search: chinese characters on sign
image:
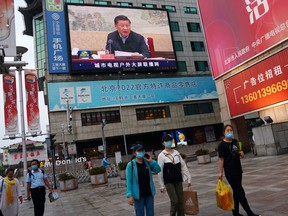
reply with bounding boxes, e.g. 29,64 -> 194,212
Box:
198,0 -> 288,78
45,0 -> 69,73
224,48 -> 288,117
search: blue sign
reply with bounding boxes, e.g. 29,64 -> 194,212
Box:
48,76 -> 218,111
44,0 -> 69,74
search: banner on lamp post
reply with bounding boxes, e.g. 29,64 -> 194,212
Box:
25,71 -> 40,134
3,73 -> 18,136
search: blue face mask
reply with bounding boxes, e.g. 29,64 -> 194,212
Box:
225,132 -> 234,139
31,165 -> 38,170
164,141 -> 173,148
136,151 -> 145,159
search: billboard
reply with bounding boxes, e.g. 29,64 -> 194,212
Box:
66,4 -> 177,74
198,0 -> 288,78
44,0 -> 69,73
48,76 -> 217,111
224,48 -> 288,117
0,0 -> 16,56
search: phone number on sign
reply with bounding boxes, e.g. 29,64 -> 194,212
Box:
240,79 -> 288,104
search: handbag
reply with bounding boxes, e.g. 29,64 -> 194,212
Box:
183,188 -> 199,215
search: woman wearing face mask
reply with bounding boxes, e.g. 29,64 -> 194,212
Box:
126,144 -> 161,216
0,168 -> 22,216
218,125 -> 261,216
157,134 -> 191,216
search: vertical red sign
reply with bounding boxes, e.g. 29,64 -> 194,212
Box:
25,73 -> 40,133
224,48 -> 288,117
3,74 -> 18,135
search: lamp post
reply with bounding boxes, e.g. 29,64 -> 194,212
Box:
117,71 -> 128,161
101,119 -> 107,158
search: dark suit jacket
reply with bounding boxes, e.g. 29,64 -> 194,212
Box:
105,31 -> 150,58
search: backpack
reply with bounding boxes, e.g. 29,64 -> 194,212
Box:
28,169 -> 45,180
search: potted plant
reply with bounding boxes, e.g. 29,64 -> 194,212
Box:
58,173 -> 78,191
195,149 -> 211,164
118,161 -> 128,180
89,166 -> 107,185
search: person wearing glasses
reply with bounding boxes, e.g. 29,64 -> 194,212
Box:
26,159 -> 52,216
218,125 -> 261,216
105,15 -> 150,58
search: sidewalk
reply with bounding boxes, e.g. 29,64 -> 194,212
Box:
19,153 -> 288,216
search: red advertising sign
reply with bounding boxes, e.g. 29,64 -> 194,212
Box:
25,72 -> 40,133
224,48 -> 288,117
2,74 -> 18,135
198,0 -> 288,78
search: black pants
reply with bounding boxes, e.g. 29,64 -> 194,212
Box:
225,174 -> 253,216
31,186 -> 46,216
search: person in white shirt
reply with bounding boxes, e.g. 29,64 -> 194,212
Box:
157,134 -> 191,216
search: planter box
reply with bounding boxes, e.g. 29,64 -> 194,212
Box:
59,178 -> 78,191
118,170 -> 126,180
197,154 -> 211,164
90,173 -> 108,185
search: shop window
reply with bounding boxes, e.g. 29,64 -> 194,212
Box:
183,102 -> 213,115
81,110 -> 121,126
136,106 -> 170,120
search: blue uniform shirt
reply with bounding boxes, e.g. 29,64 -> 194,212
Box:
25,169 -> 47,189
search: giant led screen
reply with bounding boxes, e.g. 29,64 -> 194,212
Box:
65,4 -> 177,74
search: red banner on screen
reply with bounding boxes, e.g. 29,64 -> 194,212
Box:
2,74 -> 18,135
224,48 -> 288,117
25,73 -> 40,134
198,0 -> 288,78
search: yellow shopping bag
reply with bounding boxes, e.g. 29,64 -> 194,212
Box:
215,179 -> 234,210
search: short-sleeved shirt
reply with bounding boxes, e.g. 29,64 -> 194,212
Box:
218,139 -> 243,176
25,169 -> 47,189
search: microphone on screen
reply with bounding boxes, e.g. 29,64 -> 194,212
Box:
108,39 -> 113,54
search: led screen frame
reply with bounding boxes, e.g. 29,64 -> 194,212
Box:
65,3 -> 178,74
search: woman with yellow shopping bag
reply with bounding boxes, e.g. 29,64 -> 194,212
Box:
218,125 -> 261,216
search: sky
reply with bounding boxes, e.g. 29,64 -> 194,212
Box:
0,0 -> 48,150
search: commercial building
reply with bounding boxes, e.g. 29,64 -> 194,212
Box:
19,0 -> 222,158
198,0 -> 288,156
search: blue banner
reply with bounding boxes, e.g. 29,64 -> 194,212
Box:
48,76 -> 218,111
44,0 -> 69,74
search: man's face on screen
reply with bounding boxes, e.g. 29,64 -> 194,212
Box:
115,20 -> 131,38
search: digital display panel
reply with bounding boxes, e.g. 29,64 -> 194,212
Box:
65,4 -> 177,74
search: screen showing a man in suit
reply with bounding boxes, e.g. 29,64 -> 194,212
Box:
105,15 -> 150,58
66,4 -> 177,74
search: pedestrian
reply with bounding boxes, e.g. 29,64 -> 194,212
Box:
0,168 -> 22,216
26,159 -> 53,216
218,124 -> 261,216
101,157 -> 110,168
126,144 -> 161,216
157,134 -> 191,216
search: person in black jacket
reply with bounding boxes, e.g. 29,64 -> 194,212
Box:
105,15 -> 150,58
218,125 -> 261,216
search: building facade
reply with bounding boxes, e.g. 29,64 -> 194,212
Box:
20,0 -> 223,158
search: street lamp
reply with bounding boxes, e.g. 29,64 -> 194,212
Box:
101,119 -> 107,158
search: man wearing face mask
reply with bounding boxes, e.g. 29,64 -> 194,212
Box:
26,159 -> 52,216
157,134 -> 191,216
126,144 -> 161,216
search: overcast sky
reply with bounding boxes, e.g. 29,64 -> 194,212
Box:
0,0 -> 48,150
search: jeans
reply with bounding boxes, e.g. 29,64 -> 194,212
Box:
134,195 -> 154,216
31,186 -> 46,216
165,182 -> 184,216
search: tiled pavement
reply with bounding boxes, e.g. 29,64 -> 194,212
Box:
19,153 -> 288,216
